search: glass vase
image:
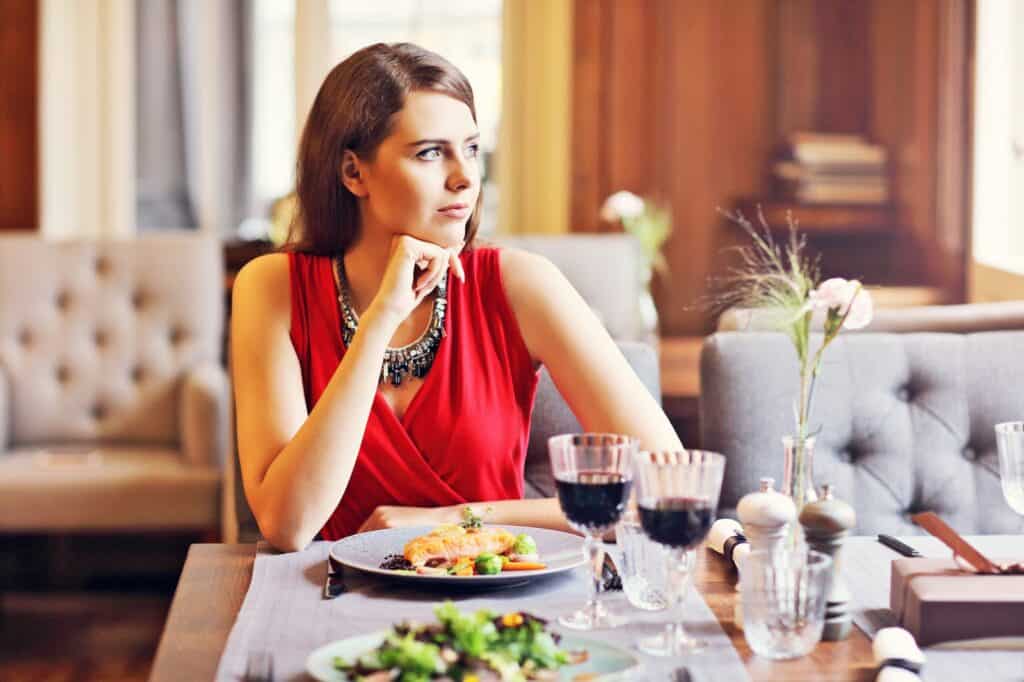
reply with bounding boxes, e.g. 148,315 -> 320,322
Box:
782,435 -> 818,513
637,263 -> 659,348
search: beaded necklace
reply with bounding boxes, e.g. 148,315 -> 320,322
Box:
334,257 -> 447,386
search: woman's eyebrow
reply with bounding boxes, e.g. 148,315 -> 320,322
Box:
406,133 -> 481,147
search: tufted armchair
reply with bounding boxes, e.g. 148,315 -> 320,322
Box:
700,331 -> 1024,535
0,235 -> 229,533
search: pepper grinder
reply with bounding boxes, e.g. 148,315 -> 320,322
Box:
737,477 -> 796,555
799,483 -> 857,640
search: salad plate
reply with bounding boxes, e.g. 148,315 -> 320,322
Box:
329,525 -> 585,587
306,604 -> 641,681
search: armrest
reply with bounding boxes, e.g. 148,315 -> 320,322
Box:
0,366 -> 8,450
180,362 -> 230,468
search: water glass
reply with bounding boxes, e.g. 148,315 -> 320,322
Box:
994,421 -> 1024,515
741,549 -> 832,660
616,513 -> 673,611
549,433 -> 637,630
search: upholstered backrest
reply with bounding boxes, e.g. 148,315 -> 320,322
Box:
0,235 -> 223,446
490,234 -> 648,341
718,301 -> 1024,334
524,341 -> 661,498
700,331 -> 1024,534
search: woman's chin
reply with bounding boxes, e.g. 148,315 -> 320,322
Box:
409,224 -> 466,250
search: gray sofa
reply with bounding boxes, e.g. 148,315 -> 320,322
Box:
700,331 -> 1024,534
0,234 -> 229,532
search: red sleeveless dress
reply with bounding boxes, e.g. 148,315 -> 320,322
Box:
288,247 -> 540,540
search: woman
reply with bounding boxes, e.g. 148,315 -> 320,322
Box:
231,43 -> 682,552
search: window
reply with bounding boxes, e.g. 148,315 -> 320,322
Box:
972,0 -> 1024,273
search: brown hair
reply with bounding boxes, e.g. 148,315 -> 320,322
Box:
286,43 -> 483,256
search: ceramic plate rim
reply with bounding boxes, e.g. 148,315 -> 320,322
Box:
328,524 -> 585,584
305,629 -> 642,682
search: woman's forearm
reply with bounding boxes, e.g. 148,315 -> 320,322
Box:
471,498 -> 572,534
256,309 -> 398,551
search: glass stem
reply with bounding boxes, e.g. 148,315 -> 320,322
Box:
584,533 -> 604,621
665,547 -> 691,647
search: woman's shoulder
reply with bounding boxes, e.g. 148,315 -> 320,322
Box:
231,252 -> 301,328
233,252 -> 290,297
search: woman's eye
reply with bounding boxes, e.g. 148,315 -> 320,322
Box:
417,147 -> 442,160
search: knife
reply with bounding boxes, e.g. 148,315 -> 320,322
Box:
601,551 -> 622,591
877,534 -> 922,558
323,555 -> 346,599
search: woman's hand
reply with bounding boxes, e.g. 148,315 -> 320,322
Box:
356,504 -> 462,533
365,234 -> 466,327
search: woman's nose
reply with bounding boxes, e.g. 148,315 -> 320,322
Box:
446,157 -> 476,192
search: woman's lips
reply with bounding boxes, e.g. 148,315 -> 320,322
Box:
437,205 -> 470,219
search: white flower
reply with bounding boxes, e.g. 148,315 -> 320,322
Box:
810,278 -> 873,329
600,190 -> 645,222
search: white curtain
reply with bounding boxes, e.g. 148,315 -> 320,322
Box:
40,0 -> 251,238
39,0 -> 135,239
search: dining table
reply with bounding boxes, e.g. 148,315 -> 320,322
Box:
149,540 -> 881,681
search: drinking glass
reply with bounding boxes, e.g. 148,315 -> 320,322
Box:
740,549 -> 832,659
994,421 -> 1024,515
633,449 -> 725,656
549,433 -> 637,630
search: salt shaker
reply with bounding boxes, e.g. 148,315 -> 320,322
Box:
799,483 -> 857,640
737,477 -> 796,555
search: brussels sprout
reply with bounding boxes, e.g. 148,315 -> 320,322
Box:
512,534 -> 538,556
475,553 -> 503,575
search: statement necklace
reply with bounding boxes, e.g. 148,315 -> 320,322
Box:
335,257 -> 447,386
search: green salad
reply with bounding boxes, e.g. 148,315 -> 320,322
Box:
333,601 -> 579,682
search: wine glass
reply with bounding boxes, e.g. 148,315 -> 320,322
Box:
548,433 -> 637,630
633,449 -> 725,656
995,422 -> 1024,515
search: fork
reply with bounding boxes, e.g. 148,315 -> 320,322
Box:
244,650 -> 274,682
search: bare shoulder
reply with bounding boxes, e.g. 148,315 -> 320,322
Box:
498,246 -> 567,310
232,252 -> 291,325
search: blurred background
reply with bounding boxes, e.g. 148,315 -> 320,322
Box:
1,0 -> 1022,679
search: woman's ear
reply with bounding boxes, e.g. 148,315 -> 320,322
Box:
340,150 -> 369,198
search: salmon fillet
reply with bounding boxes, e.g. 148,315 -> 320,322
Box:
403,525 -> 517,568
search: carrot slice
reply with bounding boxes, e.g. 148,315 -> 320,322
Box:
501,561 -> 547,571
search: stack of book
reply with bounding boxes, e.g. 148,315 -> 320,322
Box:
773,132 -> 889,205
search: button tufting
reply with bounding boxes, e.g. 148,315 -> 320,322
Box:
94,329 -> 108,347
91,403 -> 107,421
170,326 -> 188,345
897,386 -> 911,401
18,328 -> 33,347
95,257 -> 110,275
56,365 -> 70,383
962,447 -> 977,461
55,290 -> 71,310
131,365 -> 145,383
131,290 -> 147,309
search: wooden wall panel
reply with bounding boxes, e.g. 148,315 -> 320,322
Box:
570,0 -> 972,335
0,0 -> 38,231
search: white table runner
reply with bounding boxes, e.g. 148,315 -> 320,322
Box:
215,541 -> 751,681
843,535 -> 1024,682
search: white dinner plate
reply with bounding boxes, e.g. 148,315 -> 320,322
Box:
306,630 -> 641,681
329,524 -> 584,587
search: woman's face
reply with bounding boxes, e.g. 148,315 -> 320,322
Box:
352,90 -> 481,250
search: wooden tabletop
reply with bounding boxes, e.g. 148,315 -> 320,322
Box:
149,543 -> 875,681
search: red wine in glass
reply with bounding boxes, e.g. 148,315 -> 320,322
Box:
555,470 -> 632,531
639,497 -> 715,549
